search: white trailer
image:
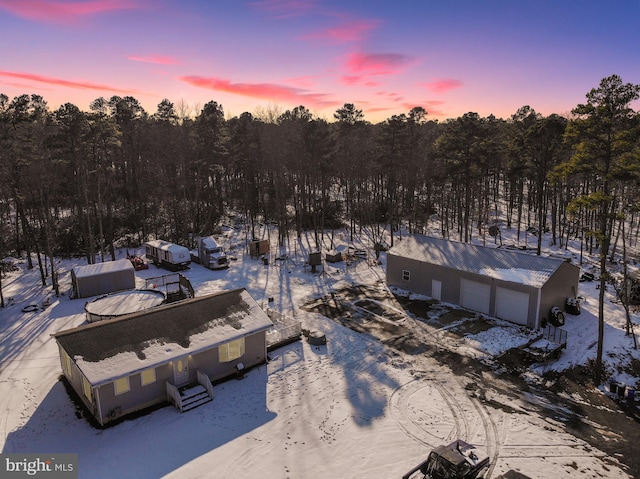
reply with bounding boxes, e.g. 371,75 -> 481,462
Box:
144,240 -> 191,271
191,236 -> 229,270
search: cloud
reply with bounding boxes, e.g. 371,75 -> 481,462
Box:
300,19 -> 381,44
180,75 -> 337,109
284,75 -> 319,88
340,75 -> 361,86
339,52 -> 413,86
340,75 -> 383,87
421,79 -> 463,94
374,91 -> 404,104
403,100 -> 447,117
128,55 -> 182,65
365,106 -> 393,114
345,52 -> 414,76
250,0 -> 318,19
0,0 -> 142,24
0,70 -> 137,94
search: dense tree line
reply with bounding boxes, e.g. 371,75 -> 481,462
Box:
1,75 -> 639,262
0,76 -> 637,253
1,74 -> 639,381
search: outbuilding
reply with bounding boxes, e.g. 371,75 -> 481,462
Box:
386,235 -> 580,329
53,288 -> 273,426
70,258 -> 135,299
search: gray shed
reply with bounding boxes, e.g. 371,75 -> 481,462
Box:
70,259 -> 135,299
54,288 -> 273,426
386,235 -> 580,329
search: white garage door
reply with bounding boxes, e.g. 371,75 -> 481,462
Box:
460,279 -> 490,314
495,287 -> 530,325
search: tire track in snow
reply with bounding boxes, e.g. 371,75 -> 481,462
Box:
389,377 -> 473,448
462,379 -> 503,478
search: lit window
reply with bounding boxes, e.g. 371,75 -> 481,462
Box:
141,368 -> 156,386
114,377 -> 130,395
219,337 -> 246,362
402,270 -> 410,281
62,350 -> 73,379
82,376 -> 92,403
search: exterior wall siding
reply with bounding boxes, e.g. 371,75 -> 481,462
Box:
387,251 -> 579,329
96,363 -> 173,425
58,344 -> 100,420
539,261 -> 581,325
71,331 -> 269,426
72,269 -> 135,299
190,331 -> 267,383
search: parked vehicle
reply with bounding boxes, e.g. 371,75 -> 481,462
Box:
144,240 -> 191,271
190,236 -> 229,270
127,252 -> 148,271
402,440 -> 489,479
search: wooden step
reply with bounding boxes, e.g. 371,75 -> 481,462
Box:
179,384 -> 212,412
182,393 -> 212,412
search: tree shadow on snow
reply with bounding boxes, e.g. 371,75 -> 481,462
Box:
3,367 -> 276,479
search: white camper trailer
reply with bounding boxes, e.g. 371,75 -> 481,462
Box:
144,240 -> 191,271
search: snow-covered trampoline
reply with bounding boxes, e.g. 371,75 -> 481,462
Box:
84,289 -> 166,323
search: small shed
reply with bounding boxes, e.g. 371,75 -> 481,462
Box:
70,259 -> 135,299
249,239 -> 270,258
386,235 -> 580,329
54,288 -> 274,426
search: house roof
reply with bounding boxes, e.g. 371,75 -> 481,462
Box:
54,289 -> 273,385
388,235 -> 575,288
72,258 -> 133,278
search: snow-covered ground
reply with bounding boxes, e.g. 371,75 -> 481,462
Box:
1,225 -> 638,478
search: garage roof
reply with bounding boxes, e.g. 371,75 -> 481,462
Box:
388,235 -> 570,288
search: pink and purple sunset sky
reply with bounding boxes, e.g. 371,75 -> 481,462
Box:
1,0 -> 639,123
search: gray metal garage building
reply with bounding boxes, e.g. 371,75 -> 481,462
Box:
386,235 -> 580,329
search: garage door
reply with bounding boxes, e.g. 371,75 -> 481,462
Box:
495,287 -> 530,325
460,279 -> 490,314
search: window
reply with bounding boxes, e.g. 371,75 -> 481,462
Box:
114,377 -> 130,395
82,376 -> 92,404
61,350 -> 73,379
402,270 -> 410,281
219,337 -> 246,362
140,368 -> 156,386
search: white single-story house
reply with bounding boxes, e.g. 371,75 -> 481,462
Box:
53,288 -> 274,426
386,235 -> 580,329
70,258 -> 135,299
